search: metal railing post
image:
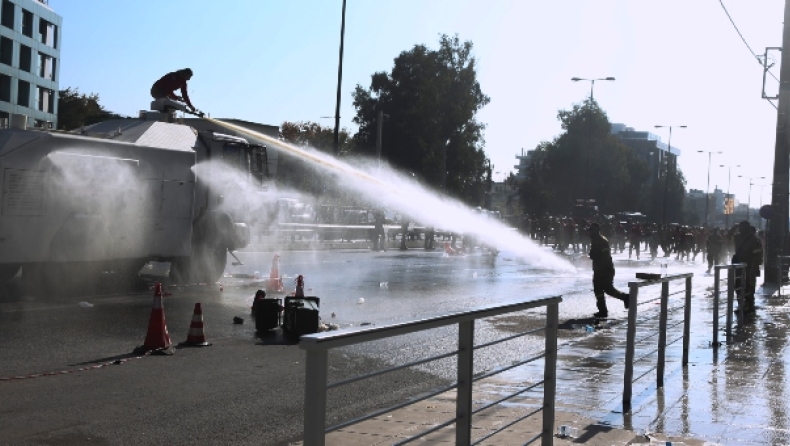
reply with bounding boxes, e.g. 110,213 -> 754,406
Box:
542,302 -> 558,446
713,267 -> 720,347
623,283 -> 638,411
456,320 -> 474,445
682,277 -> 691,365
657,281 -> 669,387
736,264 -> 745,322
726,268 -> 734,342
303,349 -> 329,446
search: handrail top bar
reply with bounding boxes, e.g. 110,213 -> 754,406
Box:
299,296 -> 562,351
714,263 -> 747,270
628,272 -> 693,288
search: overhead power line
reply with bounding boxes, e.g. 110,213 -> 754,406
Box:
718,0 -> 779,109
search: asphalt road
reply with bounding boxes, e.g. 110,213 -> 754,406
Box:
1,247 -> 578,446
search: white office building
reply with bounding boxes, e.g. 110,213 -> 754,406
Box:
0,0 -> 60,128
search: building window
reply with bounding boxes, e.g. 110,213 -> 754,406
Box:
36,86 -> 53,113
21,8 -> 32,37
0,74 -> 10,102
39,18 -> 56,48
19,44 -> 31,72
0,36 -> 12,66
17,79 -> 29,107
38,52 -> 54,80
1,0 -> 14,30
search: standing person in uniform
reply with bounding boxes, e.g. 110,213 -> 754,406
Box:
372,210 -> 387,252
628,223 -> 642,260
706,228 -> 722,274
614,221 -> 626,253
150,68 -> 198,114
589,223 -> 629,318
732,221 -> 763,314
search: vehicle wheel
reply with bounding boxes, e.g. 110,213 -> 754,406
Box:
0,264 -> 21,283
106,259 -> 148,292
194,244 -> 227,284
170,245 -> 227,285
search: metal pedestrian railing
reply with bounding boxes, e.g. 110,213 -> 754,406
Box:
778,256 -> 790,298
299,296 -> 562,446
712,263 -> 746,346
623,273 -> 693,411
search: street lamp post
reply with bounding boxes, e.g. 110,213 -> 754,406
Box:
720,164 -> 740,229
758,183 -> 772,230
332,0 -> 347,156
571,77 -> 615,206
698,150 -> 722,227
654,125 -> 687,225
739,175 -> 766,223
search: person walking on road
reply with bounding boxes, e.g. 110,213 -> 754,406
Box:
589,223 -> 629,318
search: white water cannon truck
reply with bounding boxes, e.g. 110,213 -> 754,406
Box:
0,108 -> 269,291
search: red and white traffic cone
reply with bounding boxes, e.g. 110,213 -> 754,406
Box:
180,303 -> 211,347
266,253 -> 285,293
136,282 -> 173,354
444,242 -> 457,255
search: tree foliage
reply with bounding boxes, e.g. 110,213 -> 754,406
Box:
57,88 -> 123,130
518,99 -> 686,222
351,34 -> 490,205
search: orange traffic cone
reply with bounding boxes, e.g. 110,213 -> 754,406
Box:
444,242 -> 457,255
136,283 -> 173,354
181,303 -> 211,347
266,253 -> 285,293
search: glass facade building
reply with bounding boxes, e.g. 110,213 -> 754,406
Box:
0,0 -> 60,128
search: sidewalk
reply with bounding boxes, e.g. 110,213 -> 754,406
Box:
292,260 -> 789,445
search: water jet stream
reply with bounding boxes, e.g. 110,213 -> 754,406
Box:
203,117 -> 575,271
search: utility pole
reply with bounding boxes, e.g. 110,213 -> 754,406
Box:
332,0 -> 347,156
765,0 -> 790,285
376,109 -> 387,168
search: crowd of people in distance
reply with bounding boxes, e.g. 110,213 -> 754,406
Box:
521,214 -> 763,274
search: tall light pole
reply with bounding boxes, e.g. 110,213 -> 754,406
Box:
571,77 -> 615,206
654,125 -> 687,225
739,175 -> 766,222
697,150 -> 722,227
720,164 -> 740,229
332,0 -> 347,156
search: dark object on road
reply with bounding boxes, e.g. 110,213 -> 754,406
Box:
283,296 -> 320,336
233,316 -> 244,324
254,298 -> 283,332
636,273 -> 661,280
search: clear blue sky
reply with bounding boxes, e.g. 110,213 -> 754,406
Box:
51,0 -> 783,207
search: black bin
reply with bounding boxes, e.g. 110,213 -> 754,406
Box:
283,296 -> 320,336
253,298 -> 282,332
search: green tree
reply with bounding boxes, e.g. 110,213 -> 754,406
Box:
57,88 -> 122,130
518,98 -> 685,222
351,34 -> 490,206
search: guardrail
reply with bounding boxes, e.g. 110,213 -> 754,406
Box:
623,273 -> 693,411
778,256 -> 790,298
712,263 -> 746,346
299,296 -> 562,446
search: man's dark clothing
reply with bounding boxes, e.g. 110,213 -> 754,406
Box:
590,232 -> 628,316
151,71 -> 193,109
732,227 -> 763,312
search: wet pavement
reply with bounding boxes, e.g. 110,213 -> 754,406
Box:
1,241 -> 788,445
290,247 -> 790,445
